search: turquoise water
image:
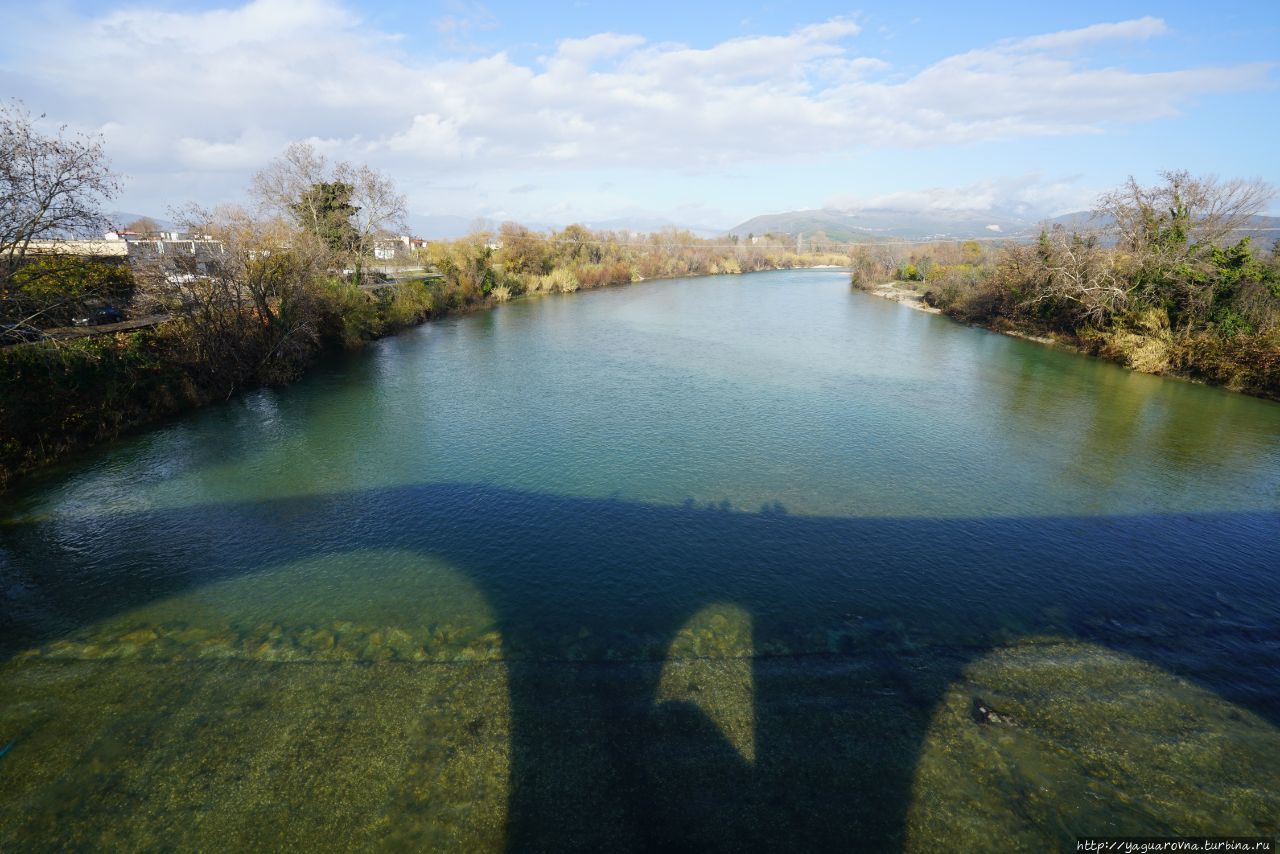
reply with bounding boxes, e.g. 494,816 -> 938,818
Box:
2,269 -> 1279,849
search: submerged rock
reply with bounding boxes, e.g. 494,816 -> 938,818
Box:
308,628 -> 336,652
119,628 -> 158,646
384,628 -> 417,659
196,636 -> 236,659
970,696 -> 1017,727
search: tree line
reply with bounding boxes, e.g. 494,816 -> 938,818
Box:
424,222 -> 848,306
0,102 -> 850,487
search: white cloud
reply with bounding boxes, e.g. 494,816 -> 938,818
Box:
1010,16 -> 1167,52
553,33 -> 648,66
175,128 -> 285,170
2,3 -> 1272,212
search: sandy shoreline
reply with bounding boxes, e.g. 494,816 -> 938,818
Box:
861,281 -> 942,314
859,281 -> 1065,348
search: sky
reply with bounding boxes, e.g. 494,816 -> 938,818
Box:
2,0 -> 1277,231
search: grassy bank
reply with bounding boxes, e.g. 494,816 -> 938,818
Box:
853,262 -> 1280,401
857,273 -> 1280,390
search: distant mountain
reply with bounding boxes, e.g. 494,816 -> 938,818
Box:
1227,214 -> 1280,243
1240,214 -> 1280,234
729,207 -> 1280,244
1042,211 -> 1103,231
727,208 -> 1048,242
1042,212 -> 1280,244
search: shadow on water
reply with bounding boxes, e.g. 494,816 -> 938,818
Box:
2,483 -> 1279,849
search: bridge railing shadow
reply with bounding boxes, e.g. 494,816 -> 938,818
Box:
2,483 -> 1278,848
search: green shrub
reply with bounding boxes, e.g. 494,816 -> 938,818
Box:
315,277 -> 381,346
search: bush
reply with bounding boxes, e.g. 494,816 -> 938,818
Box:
573,261 -> 631,288
384,279 -> 435,326
897,263 -> 923,282
923,265 -> 1003,321
7,256 -> 135,325
1170,331 -> 1280,397
315,277 -> 381,346
0,330 -> 197,488
527,268 -> 578,294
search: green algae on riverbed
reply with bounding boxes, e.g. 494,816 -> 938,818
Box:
906,640 -> 1280,850
657,604 -> 755,762
4,622 -> 1278,850
0,658 -> 512,850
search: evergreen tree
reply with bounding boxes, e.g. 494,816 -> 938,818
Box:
290,181 -> 359,253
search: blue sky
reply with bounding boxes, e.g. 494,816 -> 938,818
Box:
2,0 -> 1277,229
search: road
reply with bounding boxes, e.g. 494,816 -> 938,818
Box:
2,314 -> 172,348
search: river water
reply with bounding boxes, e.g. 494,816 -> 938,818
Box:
2,268 -> 1279,849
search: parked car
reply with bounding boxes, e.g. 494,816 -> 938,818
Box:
72,306 -> 124,326
0,322 -> 46,343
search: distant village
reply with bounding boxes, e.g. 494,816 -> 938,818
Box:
29,228 -> 434,265
1,227 -> 442,340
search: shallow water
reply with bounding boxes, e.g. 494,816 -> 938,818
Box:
2,269 -> 1279,850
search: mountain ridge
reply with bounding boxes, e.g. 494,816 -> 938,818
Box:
727,208 -> 1280,243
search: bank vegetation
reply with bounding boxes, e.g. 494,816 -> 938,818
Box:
851,171 -> 1280,399
0,109 -> 848,488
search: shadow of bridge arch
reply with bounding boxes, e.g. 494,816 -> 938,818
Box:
3,483 -> 1278,849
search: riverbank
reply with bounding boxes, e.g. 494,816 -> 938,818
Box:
857,280 -> 1063,348
858,280 -> 941,315
854,279 -> 1279,402
0,262 -> 848,492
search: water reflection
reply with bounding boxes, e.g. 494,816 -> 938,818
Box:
992,336 -> 1280,503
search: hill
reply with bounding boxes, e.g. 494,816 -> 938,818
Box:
729,208 -> 1280,245
727,208 -> 1041,242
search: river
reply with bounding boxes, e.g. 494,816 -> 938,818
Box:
2,268 -> 1278,849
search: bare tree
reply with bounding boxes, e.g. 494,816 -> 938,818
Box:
338,160 -> 407,265
1097,170 -> 1275,253
249,142 -> 329,228
251,143 -> 406,278
1096,171 -> 1276,326
1004,227 -> 1129,328
1,99 -> 121,320
133,204 -> 327,387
